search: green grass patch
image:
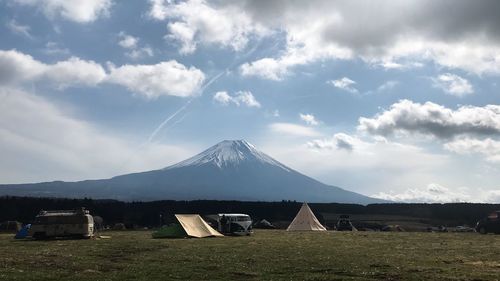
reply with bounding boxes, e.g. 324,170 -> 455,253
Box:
1,230 -> 499,280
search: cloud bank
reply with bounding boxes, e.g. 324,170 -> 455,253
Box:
0,88 -> 191,183
107,61 -> 205,98
373,183 -> 500,203
0,49 -> 204,98
231,0 -> 500,79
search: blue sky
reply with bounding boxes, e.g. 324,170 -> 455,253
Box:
1,0 -> 500,203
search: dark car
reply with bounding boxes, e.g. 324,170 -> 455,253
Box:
336,215 -> 356,231
476,211 -> 500,234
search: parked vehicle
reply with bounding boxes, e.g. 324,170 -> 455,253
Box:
253,219 -> 276,229
476,211 -> 500,234
0,221 -> 22,233
336,214 -> 356,231
453,226 -> 475,233
29,208 -> 94,239
427,225 -> 448,232
217,214 -> 253,236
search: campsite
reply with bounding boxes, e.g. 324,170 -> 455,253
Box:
1,200 -> 500,280
3,1 -> 500,280
1,230 -> 500,281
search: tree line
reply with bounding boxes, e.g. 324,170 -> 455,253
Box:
1,196 -> 498,228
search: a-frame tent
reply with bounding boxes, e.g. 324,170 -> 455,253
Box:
175,214 -> 223,238
287,203 -> 327,231
152,214 -> 223,238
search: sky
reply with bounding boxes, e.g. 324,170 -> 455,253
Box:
1,0 -> 500,203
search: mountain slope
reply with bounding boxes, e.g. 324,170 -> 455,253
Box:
0,140 -> 385,204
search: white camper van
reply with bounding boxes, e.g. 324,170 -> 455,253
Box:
217,213 -> 253,236
29,208 -> 94,239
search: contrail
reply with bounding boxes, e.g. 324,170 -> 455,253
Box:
144,39 -> 264,144
199,69 -> 227,93
147,98 -> 194,143
145,69 -> 227,144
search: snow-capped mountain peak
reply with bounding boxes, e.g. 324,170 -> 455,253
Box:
0,139 -> 385,204
165,140 -> 290,171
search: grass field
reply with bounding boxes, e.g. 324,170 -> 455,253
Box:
1,230 -> 500,281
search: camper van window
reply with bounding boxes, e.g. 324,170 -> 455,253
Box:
236,216 -> 251,221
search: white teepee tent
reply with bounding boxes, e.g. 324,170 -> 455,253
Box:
287,203 -> 327,231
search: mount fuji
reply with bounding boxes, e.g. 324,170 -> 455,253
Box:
0,140 -> 385,204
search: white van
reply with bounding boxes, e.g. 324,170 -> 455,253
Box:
217,214 -> 253,236
29,208 -> 94,239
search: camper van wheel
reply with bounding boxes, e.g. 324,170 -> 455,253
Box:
478,227 -> 487,234
33,232 -> 46,239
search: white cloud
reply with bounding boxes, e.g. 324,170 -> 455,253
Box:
327,77 -> 358,93
0,49 -> 46,83
358,99 -> 500,139
373,183 -> 500,203
149,0 -> 270,54
308,133 -> 365,151
6,19 -> 33,39
240,58 -> 290,81
307,138 -> 335,150
299,113 -> 319,126
268,123 -> 321,137
0,49 -> 106,87
117,32 -> 154,59
125,47 -> 154,60
236,91 -> 261,108
45,57 -> 107,88
107,61 -> 205,98
165,21 -> 197,55
377,61 -> 424,70
0,88 -> 192,183
43,42 -> 70,56
213,90 -> 260,108
12,0 -> 112,23
0,49 -> 204,98
433,73 -> 474,97
118,32 -> 138,49
213,91 -> 232,105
